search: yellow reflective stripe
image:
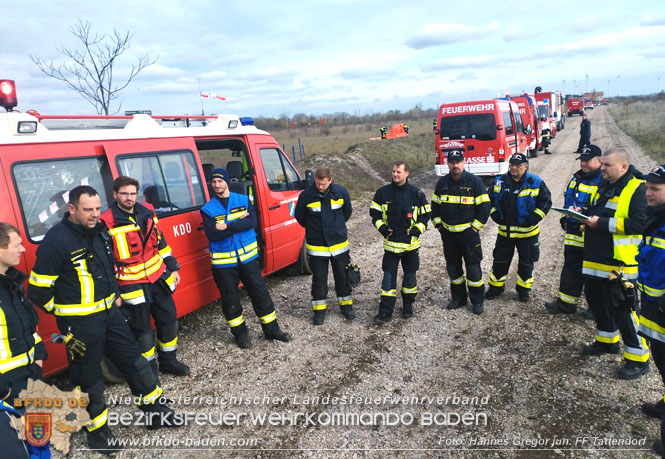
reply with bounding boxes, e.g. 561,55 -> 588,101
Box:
414,222 -> 426,233
488,272 -> 506,287
259,311 -> 277,324
475,194 -> 490,204
0,308 -> 9,361
157,337 -> 177,352
53,292 -> 115,316
137,386 -> 163,406
401,286 -> 417,294
158,245 -> 172,258
639,315 -> 665,342
432,217 -> 442,226
142,346 -> 156,361
121,253 -> 163,274
381,289 -> 397,297
451,275 -> 465,285
87,408 -> 108,431
466,279 -> 484,288
306,201 -> 321,209
338,296 -> 353,306
437,195 -> 476,204
28,271 -> 58,288
370,201 -> 383,212
330,198 -> 344,210
431,194 -> 441,204
107,224 -> 140,236
564,234 -> 584,247
534,208 -> 546,219
375,220 -> 386,230
114,233 -> 131,260
72,258 -> 94,305
117,257 -> 164,281
227,210 -> 248,222
43,297 -> 55,312
471,220 -> 484,231
306,240 -> 349,257
596,329 -> 620,343
558,291 -> 579,304
577,183 -> 598,193
498,225 -> 539,238
33,333 -> 42,345
312,300 -> 327,311
383,237 -> 421,253
442,222 -> 471,232
228,315 -> 245,327
0,347 -> 35,374
516,274 -> 534,289
638,282 -> 665,297
517,188 -> 539,197
651,237 -> 665,250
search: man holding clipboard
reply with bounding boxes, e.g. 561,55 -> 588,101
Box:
546,145 -> 602,316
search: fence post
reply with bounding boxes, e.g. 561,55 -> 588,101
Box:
298,137 -> 303,160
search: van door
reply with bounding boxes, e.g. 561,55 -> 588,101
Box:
103,138 -> 219,317
249,139 -> 304,274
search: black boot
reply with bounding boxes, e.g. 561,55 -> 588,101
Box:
484,286 -> 504,300
86,425 -> 123,454
262,320 -> 292,342
139,399 -> 179,430
446,298 -> 467,310
230,323 -> 252,349
312,310 -> 326,326
159,357 -> 191,376
340,304 -> 356,320
402,303 -> 414,319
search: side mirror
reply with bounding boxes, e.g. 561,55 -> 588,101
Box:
496,124 -> 504,131
304,170 -> 314,188
525,124 -> 533,134
434,129 -> 439,135
552,112 -> 558,118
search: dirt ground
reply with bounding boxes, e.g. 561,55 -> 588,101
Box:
53,106 -> 662,458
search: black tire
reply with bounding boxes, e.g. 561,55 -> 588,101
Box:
102,357 -> 126,384
530,148 -> 538,158
297,240 -> 311,275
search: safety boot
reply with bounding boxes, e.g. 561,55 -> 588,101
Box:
86,424 -> 123,454
262,321 -> 292,342
517,289 -> 530,302
373,312 -> 392,325
402,303 -> 413,319
618,362 -> 649,380
581,341 -> 620,356
472,303 -> 484,315
581,308 -> 595,320
139,400 -> 179,430
312,310 -> 326,326
160,359 -> 191,376
642,399 -> 665,419
230,324 -> 252,349
484,286 -> 504,300
340,305 -> 356,321
544,299 -> 575,314
654,440 -> 665,456
446,298 -> 467,310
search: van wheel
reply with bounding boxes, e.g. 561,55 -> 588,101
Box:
530,148 -> 538,158
102,357 -> 126,384
299,241 -> 312,275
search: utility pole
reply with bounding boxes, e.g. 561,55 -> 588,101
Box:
586,73 -> 589,95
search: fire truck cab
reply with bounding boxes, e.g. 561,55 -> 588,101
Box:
0,80 -> 307,376
567,97 -> 584,116
435,99 -> 528,177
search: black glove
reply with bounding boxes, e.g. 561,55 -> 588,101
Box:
409,227 -> 421,238
560,217 -> 567,231
52,333 -> 87,360
378,226 -> 391,238
609,271 -> 635,310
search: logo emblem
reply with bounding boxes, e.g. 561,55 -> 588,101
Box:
25,412 -> 52,446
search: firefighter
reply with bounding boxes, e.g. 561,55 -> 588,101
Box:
100,176 -> 190,378
433,119 -> 437,131
545,145 -> 602,317
371,161 -> 430,323
0,223 -> 46,405
403,124 -> 409,134
294,166 -> 354,326
380,126 -> 388,139
27,186 -> 177,454
636,164 -> 665,455
485,153 -> 552,302
431,151 -> 490,315
580,148 -> 649,380
201,168 -> 291,348
576,113 -> 591,153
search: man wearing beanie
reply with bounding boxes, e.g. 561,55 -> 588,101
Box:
580,148 -> 649,380
636,163 -> 665,455
545,145 -> 603,317
201,168 -> 291,348
485,153 -> 552,302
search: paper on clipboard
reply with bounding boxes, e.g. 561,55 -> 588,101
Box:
552,207 -> 589,222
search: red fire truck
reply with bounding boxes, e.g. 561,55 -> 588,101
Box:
510,94 -> 542,158
435,99 -> 528,177
0,80 -> 307,376
567,97 -> 584,116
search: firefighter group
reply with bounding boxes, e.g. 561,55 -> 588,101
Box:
3,146 -> 665,456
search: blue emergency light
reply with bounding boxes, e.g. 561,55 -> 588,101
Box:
239,117 -> 254,126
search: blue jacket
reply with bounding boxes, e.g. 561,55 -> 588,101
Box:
201,193 -> 259,268
490,172 -> 551,238
560,168 -> 602,246
638,207 -> 665,343
0,400 -> 29,458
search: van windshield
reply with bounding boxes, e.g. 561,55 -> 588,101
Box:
440,114 -> 496,141
538,105 -> 549,118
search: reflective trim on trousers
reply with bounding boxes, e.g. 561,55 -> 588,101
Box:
451,275 -> 465,285
488,272 -> 506,287
558,291 -> 579,304
157,337 -> 178,352
228,315 -> 245,327
142,346 -> 156,361
381,289 -> 397,297
312,300 -> 327,311
338,296 -> 353,306
87,408 -> 108,432
596,329 -> 620,344
259,311 -> 277,324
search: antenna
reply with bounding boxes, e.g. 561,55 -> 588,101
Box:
198,78 -> 205,116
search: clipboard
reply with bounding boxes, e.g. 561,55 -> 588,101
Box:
552,207 -> 589,222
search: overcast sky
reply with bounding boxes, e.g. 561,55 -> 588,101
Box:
3,0 -> 665,118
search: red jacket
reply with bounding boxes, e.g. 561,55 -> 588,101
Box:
101,202 -> 179,289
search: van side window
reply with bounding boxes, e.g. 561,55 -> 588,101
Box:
13,157 -> 114,241
260,148 -> 299,191
117,150 -> 205,215
502,113 -> 514,135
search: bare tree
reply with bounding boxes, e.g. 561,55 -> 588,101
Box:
30,20 -> 158,115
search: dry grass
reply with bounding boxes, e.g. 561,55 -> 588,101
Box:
607,96 -> 665,163
272,119 -> 436,197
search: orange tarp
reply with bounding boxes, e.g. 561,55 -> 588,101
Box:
385,123 -> 407,139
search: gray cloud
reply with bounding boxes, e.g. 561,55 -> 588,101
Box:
404,22 -> 501,49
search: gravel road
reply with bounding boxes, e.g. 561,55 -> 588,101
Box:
54,107 -> 661,458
